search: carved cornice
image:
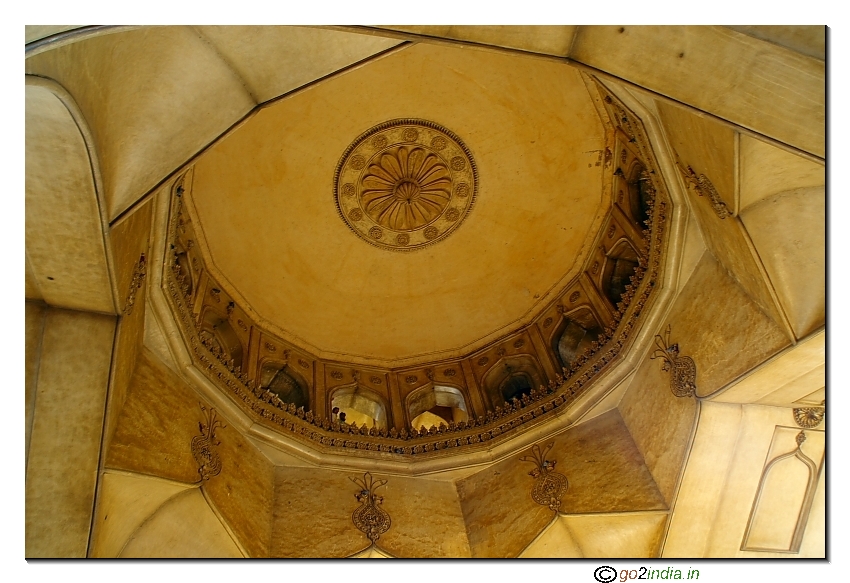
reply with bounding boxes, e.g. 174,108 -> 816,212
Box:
122,253 -> 146,315
678,163 -> 730,219
162,87 -> 672,459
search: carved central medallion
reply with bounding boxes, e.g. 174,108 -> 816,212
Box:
334,119 -> 478,251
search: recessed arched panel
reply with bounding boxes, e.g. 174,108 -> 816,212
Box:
259,361 -> 310,410
602,239 -> 640,308
330,386 -> 388,430
407,384 -> 469,430
481,355 -> 546,409
549,307 -> 602,370
200,308 -> 244,369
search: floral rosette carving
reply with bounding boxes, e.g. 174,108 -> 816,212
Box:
520,443 -> 569,511
334,119 -> 477,251
349,472 -> 391,542
191,404 -> 226,481
650,325 -> 697,398
793,404 -> 824,429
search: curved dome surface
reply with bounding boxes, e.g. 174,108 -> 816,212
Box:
188,43 -> 608,364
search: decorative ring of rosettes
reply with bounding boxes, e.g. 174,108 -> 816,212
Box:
334,119 -> 478,251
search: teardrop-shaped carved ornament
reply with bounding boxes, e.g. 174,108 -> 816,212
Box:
650,325 -> 697,398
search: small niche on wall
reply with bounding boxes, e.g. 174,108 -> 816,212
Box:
260,362 -> 310,410
408,385 -> 469,430
331,386 -> 388,430
551,307 -> 602,369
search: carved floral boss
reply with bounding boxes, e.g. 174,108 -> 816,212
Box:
334,119 -> 478,251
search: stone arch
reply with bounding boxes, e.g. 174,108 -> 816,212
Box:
406,384 -> 470,430
601,239 -> 640,308
626,160 -> 652,228
200,308 -> 244,369
259,360 -> 310,410
549,306 -> 602,370
481,355 -> 546,409
330,385 -> 389,430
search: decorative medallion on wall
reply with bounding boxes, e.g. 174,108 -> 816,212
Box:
191,403 -> 226,481
650,325 -> 697,398
793,403 -> 825,429
520,443 -> 568,512
349,472 -> 391,542
334,119 -> 478,251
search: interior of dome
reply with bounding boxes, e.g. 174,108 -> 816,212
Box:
25,25 -> 825,559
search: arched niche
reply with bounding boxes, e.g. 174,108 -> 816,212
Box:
199,308 -> 243,369
626,160 -> 652,228
482,355 -> 546,409
601,239 -> 640,308
550,307 -> 602,370
742,433 -> 821,553
330,386 -> 388,430
259,360 -> 310,410
407,384 -> 469,430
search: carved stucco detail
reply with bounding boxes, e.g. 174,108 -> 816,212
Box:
520,443 -> 568,511
793,404 -> 825,429
191,403 -> 226,481
349,472 -> 391,543
334,119 -> 478,251
679,164 -> 730,219
123,253 -> 147,315
162,85 -> 671,459
650,325 -> 697,398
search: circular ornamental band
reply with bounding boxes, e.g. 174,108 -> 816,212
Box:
334,119 -> 478,251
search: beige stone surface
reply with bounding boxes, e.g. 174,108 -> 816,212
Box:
26,26 -> 255,219
519,516 -> 581,557
618,349 -> 698,505
561,512 -> 668,558
556,410 -> 667,514
25,301 -> 46,465
25,25 -> 87,44
25,254 -> 42,301
656,100 -> 736,213
202,411 -> 276,558
738,135 -> 824,212
726,26 -> 825,60
272,466 -> 372,557
25,82 -> 114,313
662,401 -> 743,557
26,308 -> 116,558
105,199 -> 153,447
571,26 -> 824,157
667,252 -> 790,396
105,348 -> 203,484
120,489 -> 243,558
702,406 -> 824,557
740,187 -> 825,339
712,329 -> 824,406
457,409 -> 664,557
89,471 -> 191,558
190,41 -> 606,364
197,26 -> 402,103
377,475 -> 471,557
656,99 -> 789,332
379,25 -> 577,56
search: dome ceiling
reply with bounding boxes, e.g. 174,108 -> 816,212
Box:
187,43 -> 608,364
